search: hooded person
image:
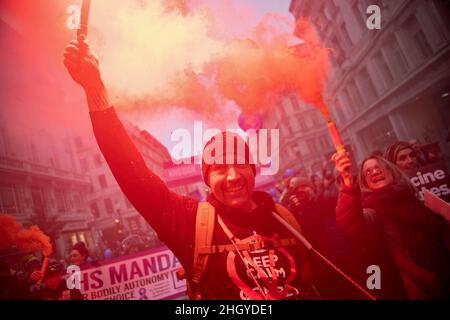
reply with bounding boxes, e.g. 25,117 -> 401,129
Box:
283,176 -> 366,299
70,242 -> 99,269
333,152 -> 450,299
41,261 -> 66,300
384,141 -> 418,176
70,242 -> 89,267
25,259 -> 68,300
10,254 -> 41,299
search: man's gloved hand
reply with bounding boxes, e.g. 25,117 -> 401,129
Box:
288,194 -> 301,208
63,34 -> 103,91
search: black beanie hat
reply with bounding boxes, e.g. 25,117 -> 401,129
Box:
201,131 -> 256,186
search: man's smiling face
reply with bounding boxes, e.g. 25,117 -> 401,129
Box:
208,164 -> 255,211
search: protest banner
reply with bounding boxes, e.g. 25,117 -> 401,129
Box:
80,247 -> 187,300
424,190 -> 450,221
409,161 -> 450,203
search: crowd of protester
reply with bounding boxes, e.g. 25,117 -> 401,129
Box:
0,232 -> 162,300
0,139 -> 448,300
0,242 -> 91,300
271,138 -> 449,299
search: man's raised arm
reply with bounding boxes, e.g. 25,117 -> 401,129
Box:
63,36 -> 197,255
64,35 -> 110,112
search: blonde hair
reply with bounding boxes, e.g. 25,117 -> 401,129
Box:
359,155 -> 417,195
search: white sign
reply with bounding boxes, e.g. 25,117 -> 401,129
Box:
79,247 -> 186,300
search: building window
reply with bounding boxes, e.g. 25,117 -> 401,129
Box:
351,2 -> 365,30
323,1 -> 337,21
124,196 -> 133,209
284,121 -> 292,137
0,128 -> 7,157
78,232 -> 86,244
94,154 -> 103,167
367,0 -> 385,9
373,51 -> 394,88
358,68 -> 378,106
98,174 -> 107,189
338,91 -> 354,119
296,115 -> 307,131
128,217 -> 141,232
0,186 -> 18,214
339,23 -> 353,49
320,136 -> 331,149
73,194 -> 82,212
330,36 -> 345,67
290,96 -> 301,111
55,189 -> 66,213
360,116 -> 397,154
277,100 -> 286,118
66,192 -> 74,211
80,158 -> 89,171
293,145 -> 302,159
104,198 -> 114,214
432,0 -> 450,33
311,113 -> 321,126
71,234 -> 78,246
347,81 -> 364,113
74,136 -> 83,149
15,187 -> 27,210
29,142 -> 39,163
333,98 -> 346,124
90,202 -> 100,218
414,29 -> 433,59
384,36 -> 409,80
317,10 -> 329,30
307,139 -> 318,154
403,15 -> 433,60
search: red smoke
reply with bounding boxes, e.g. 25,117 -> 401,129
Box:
0,0 -> 331,131
0,215 -> 53,257
208,17 -> 330,117
163,0 -> 190,16
86,0 -> 330,120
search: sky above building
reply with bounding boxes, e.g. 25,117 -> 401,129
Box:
0,0 -> 295,159
248,0 -> 291,16
124,0 -> 294,155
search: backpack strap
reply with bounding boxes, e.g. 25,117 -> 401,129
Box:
274,203 -> 303,234
189,202 -> 302,299
197,238 -> 299,254
190,202 -> 216,299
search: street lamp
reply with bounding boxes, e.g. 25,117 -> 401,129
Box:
114,201 -> 124,238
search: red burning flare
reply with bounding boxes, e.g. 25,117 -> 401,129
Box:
208,17 -> 330,118
0,214 -> 53,257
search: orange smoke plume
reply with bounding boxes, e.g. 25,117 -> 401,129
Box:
88,1 -> 330,119
17,225 -> 53,257
163,0 -> 190,16
293,18 -> 331,118
209,16 -> 330,117
0,214 -> 53,257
